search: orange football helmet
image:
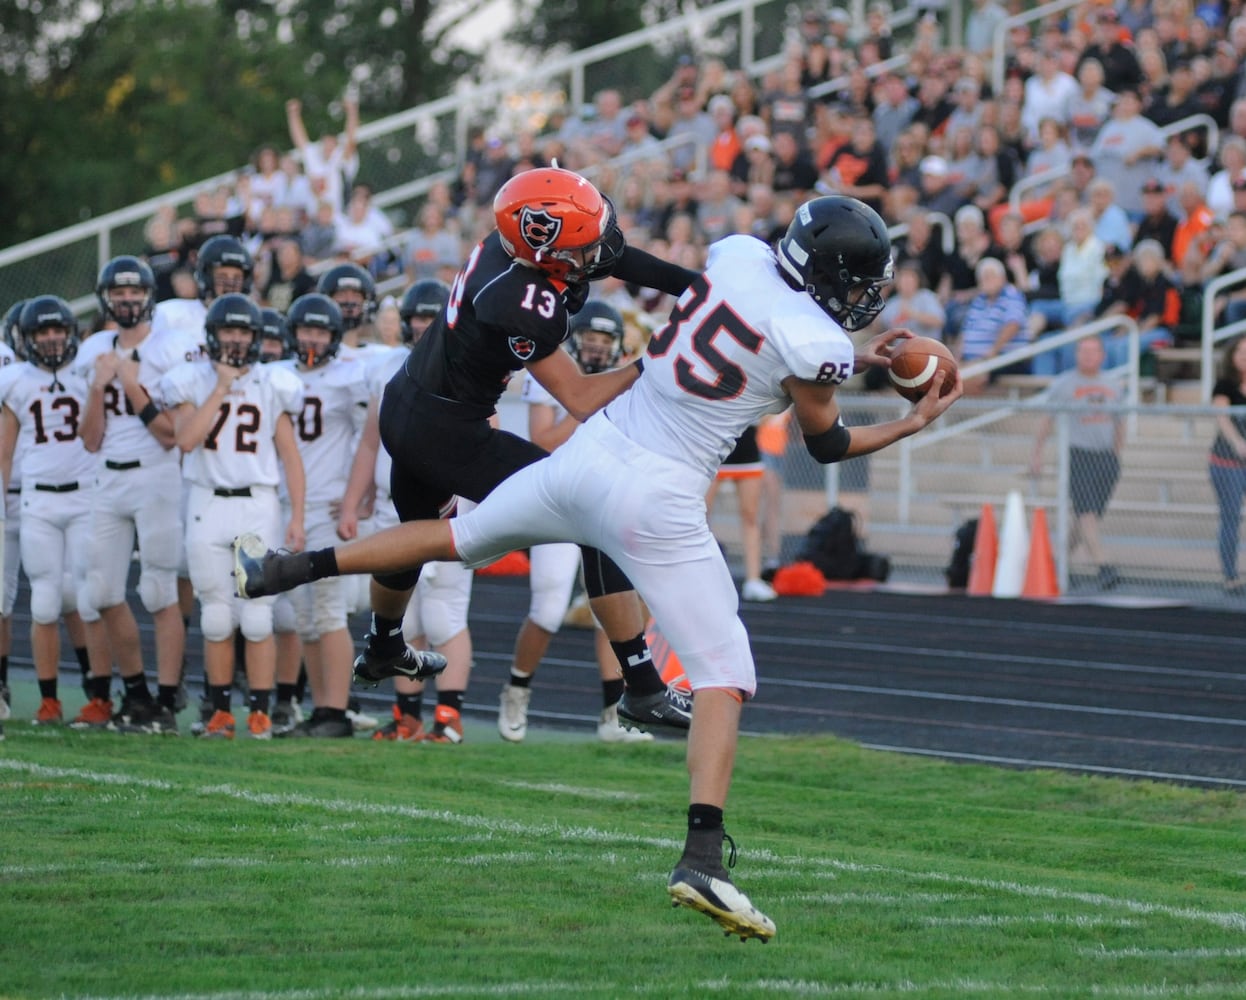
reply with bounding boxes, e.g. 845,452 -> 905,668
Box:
493,167 -> 624,283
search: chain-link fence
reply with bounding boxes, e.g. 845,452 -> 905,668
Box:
702,393 -> 1246,610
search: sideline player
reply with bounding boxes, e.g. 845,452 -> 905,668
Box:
339,279 -> 473,743
236,196 -> 963,941
77,255 -> 201,734
343,166 -> 695,731
498,300 -> 653,744
161,294 -> 305,739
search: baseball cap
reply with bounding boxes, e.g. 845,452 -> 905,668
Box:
1141,179 -> 1166,194
920,155 -> 949,177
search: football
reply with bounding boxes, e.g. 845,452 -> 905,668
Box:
888,336 -> 958,402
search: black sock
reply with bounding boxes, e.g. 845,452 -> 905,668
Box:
211,684 -> 232,713
683,805 -> 728,874
314,706 -> 348,723
367,614 -> 405,655
123,673 -> 152,702
611,633 -> 664,696
0,653 -> 8,685
438,690 -> 464,713
689,804 -> 724,832
89,675 -> 112,701
74,646 -> 91,677
602,677 -> 625,709
294,663 -> 308,702
307,548 -> 339,580
157,685 -> 179,711
248,689 -> 272,715
397,692 -> 423,718
276,682 -> 298,704
508,669 -> 533,688
38,678 -> 58,700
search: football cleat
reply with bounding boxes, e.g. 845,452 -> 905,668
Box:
270,699 -> 303,736
111,700 -> 179,735
70,697 -> 115,730
668,848 -> 775,943
199,710 -> 236,740
372,705 -> 425,742
497,684 -> 531,743
232,533 -> 310,598
248,711 -> 273,740
33,697 -> 64,726
352,645 -> 447,686
597,703 -> 655,744
346,697 -> 380,732
279,713 -> 354,739
617,685 -> 692,732
422,704 -> 463,744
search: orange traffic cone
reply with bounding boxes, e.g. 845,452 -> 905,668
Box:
966,503 -> 998,596
1022,507 -> 1060,599
644,618 -> 691,694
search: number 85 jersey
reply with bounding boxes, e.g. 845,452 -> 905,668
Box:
605,235 -> 856,480
157,360 -> 304,490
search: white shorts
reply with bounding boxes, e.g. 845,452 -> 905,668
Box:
19,484 -> 93,625
451,414 -> 755,695
2,490 -> 20,617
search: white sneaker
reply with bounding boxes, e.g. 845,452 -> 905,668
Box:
741,578 -> 777,602
346,699 -> 380,732
498,684 -> 531,743
597,703 -> 655,744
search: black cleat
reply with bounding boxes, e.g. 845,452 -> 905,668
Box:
232,533 -> 309,598
617,685 -> 692,732
668,832 -> 775,942
277,714 -> 354,739
352,645 -> 448,687
109,698 -> 180,735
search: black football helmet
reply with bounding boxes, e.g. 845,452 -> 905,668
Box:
96,255 -> 156,329
316,262 -> 376,330
258,307 -> 292,362
195,235 -> 254,301
3,300 -> 28,360
287,293 -> 344,368
18,295 -> 79,372
398,279 -> 450,344
776,196 -> 894,331
567,300 -> 625,374
204,293 -> 262,368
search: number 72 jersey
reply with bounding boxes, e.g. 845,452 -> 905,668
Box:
605,234 -> 856,480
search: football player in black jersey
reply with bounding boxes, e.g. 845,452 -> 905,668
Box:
369,166 -> 696,729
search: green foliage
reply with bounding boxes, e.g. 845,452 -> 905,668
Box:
0,0 -> 473,245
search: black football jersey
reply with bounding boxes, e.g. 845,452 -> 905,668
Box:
404,232 -> 570,409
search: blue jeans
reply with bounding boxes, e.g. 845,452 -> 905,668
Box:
1209,461 -> 1246,581
1104,327 -> 1172,370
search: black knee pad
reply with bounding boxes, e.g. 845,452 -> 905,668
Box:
580,547 -> 634,598
374,569 -> 421,593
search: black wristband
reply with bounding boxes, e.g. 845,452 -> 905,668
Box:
634,357 -> 644,375
138,402 -> 160,426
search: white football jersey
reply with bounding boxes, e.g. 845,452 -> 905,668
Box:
0,360 -> 26,489
365,345 -> 408,495
277,353 -> 371,505
151,298 -> 207,343
0,362 -> 97,487
159,360 -> 304,489
604,235 -> 855,479
72,327 -> 204,465
0,342 -> 15,366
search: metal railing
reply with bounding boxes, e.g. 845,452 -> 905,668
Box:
1199,267 -> 1246,401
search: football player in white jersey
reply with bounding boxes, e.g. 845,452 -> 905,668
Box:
77,255 -> 202,734
499,301 -> 653,745
160,294 -> 305,739
317,262 -> 378,361
0,301 -> 21,726
237,196 -> 963,941
151,234 -> 254,342
277,292 -> 378,737
0,297 -> 106,727
339,279 -> 474,743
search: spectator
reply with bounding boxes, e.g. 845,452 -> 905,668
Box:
1147,59 -> 1204,129
946,77 -> 988,139
695,170 -> 744,244
1133,178 -> 1180,261
769,131 -> 819,200
707,95 -> 742,173
1171,179 -> 1217,270
889,125 -> 926,190
302,200 -> 338,262
1029,335 -> 1125,590
1086,178 -> 1134,254
1096,238 -> 1178,369
405,202 -> 461,284
892,207 -> 948,292
1025,117 -> 1074,182
331,183 -> 394,263
822,115 -> 890,217
1066,58 -> 1116,151
1208,334 -> 1246,592
665,85 -> 717,172
562,89 -> 629,165
954,256 -> 1031,392
873,73 -> 919,156
1157,134 -> 1211,218
1077,8 -> 1143,92
472,135 -> 517,208
1205,212 -> 1246,324
863,0 -> 895,61
143,208 -> 189,303
261,237 -> 316,312
911,73 -> 954,139
995,210 -> 1035,291
1089,88 -> 1165,220
917,155 -> 964,217
731,133 -> 776,195
277,153 -> 317,225
941,205 -> 1003,335
760,59 -> 814,152
1023,49 -> 1079,144
1022,225 -> 1067,367
1207,136 -> 1246,221
964,0 -> 1009,56
247,145 -> 288,229
285,96 -> 359,216
877,260 -> 946,342
1058,207 -> 1110,329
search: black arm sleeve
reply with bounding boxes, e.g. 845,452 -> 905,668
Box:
612,245 -> 699,296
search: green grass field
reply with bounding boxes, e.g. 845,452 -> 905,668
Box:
3,691 -> 1245,999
